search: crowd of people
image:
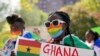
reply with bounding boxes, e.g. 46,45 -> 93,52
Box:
0,11 -> 100,56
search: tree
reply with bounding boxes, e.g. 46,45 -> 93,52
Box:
0,22 -> 10,48
20,0 -> 48,26
74,0 -> 100,12
0,0 -> 20,22
59,2 -> 99,39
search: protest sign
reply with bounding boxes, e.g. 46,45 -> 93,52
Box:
40,42 -> 94,56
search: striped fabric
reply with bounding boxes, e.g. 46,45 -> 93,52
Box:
17,39 -> 41,56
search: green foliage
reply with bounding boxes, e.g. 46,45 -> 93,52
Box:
70,0 -> 100,39
60,0 -> 100,39
0,22 -> 10,48
70,15 -> 97,39
20,0 -> 48,26
0,21 -> 7,31
75,0 -> 100,12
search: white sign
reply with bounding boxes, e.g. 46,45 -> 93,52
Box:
40,42 -> 94,56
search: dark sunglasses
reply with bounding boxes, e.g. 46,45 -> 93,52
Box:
45,19 -> 65,27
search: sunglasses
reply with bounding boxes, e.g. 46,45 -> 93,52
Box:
45,19 -> 65,27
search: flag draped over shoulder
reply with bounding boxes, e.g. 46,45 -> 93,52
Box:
17,38 -> 41,56
23,31 -> 41,42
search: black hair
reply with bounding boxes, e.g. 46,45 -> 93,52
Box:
15,18 -> 25,25
88,30 -> 99,41
6,14 -> 25,29
94,32 -> 99,41
6,14 -> 18,24
49,11 -> 70,26
6,14 -> 25,25
49,11 -> 75,47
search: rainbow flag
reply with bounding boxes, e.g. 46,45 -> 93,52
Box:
17,38 -> 41,56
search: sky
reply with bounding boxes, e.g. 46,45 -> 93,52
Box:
0,0 -> 20,22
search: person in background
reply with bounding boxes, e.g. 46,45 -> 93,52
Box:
2,14 -> 41,56
45,11 -> 90,49
6,14 -> 41,40
85,30 -> 97,48
33,28 -> 40,37
85,29 -> 100,56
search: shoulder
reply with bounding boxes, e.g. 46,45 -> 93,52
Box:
22,31 -> 41,41
22,31 -> 33,39
62,34 -> 91,49
23,31 -> 37,36
63,34 -> 79,41
62,34 -> 79,45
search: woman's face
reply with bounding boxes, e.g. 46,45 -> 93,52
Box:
45,14 -> 67,39
10,23 -> 23,35
48,14 -> 67,30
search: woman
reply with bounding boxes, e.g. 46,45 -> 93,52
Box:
2,14 -> 41,56
6,14 -> 41,40
45,11 -> 90,49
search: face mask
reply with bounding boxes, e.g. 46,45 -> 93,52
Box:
11,31 -> 21,38
11,31 -> 21,35
47,24 -> 63,39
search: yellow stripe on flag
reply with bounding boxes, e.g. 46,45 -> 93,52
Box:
17,45 -> 40,54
